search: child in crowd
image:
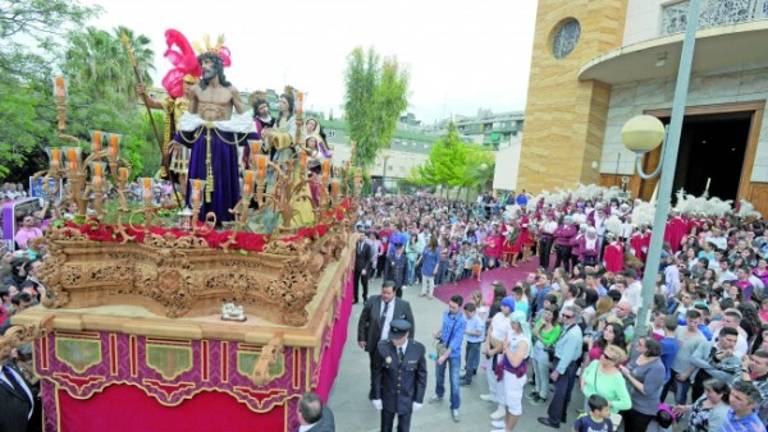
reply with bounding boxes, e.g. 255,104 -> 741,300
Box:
462,243 -> 474,280
453,246 -> 467,283
461,302 -> 485,386
573,394 -> 614,432
470,245 -> 483,282
471,290 -> 489,322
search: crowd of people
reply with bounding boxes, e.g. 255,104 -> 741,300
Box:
0,183 -> 50,432
355,189 -> 768,432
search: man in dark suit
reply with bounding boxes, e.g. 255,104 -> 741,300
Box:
384,241 -> 408,297
297,391 -> 335,432
371,319 -> 427,432
354,232 -> 374,304
358,281 -> 415,400
0,360 -> 36,432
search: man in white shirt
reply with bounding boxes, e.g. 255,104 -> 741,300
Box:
709,309 -> 749,359
621,269 -> 642,314
664,256 -> 681,297
706,228 -> 728,251
716,260 -> 737,283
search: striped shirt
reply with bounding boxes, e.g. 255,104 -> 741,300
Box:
720,409 -> 767,432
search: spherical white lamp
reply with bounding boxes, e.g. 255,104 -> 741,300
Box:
621,115 -> 665,154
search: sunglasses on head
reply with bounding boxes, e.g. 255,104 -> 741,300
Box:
602,352 -> 616,362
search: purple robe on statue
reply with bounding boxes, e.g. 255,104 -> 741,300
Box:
174,111 -> 256,224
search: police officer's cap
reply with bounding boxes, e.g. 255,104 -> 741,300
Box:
389,319 -> 411,339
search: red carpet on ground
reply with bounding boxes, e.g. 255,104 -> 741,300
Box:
433,260 -> 540,305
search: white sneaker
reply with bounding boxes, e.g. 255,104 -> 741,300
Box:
479,394 -> 496,403
490,429 -> 506,432
490,406 -> 505,420
491,419 -> 505,428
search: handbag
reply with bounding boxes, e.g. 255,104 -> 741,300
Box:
435,317 -> 458,358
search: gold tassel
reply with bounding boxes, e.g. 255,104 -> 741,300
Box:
205,127 -> 214,203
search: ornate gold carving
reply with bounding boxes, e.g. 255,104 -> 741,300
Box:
37,229 -> 350,325
0,323 -> 51,364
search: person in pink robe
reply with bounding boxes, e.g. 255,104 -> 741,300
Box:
483,226 -> 504,269
603,235 -> 624,273
514,212 -> 533,262
664,213 -> 687,253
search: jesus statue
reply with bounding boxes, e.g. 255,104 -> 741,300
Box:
171,35 -> 254,224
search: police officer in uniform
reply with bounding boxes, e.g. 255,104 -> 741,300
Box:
371,319 -> 427,432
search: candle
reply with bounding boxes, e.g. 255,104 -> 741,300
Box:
66,147 -> 79,171
109,134 -> 120,158
296,91 -> 304,114
248,140 -> 262,164
93,175 -> 104,187
118,167 -> 129,182
93,163 -> 104,177
705,177 -> 711,191
49,148 -> 61,170
91,131 -> 102,153
243,170 -> 254,195
53,76 -> 66,98
299,150 -> 307,171
331,179 -> 339,199
256,154 -> 268,180
142,178 -> 153,201
191,179 -> 203,205
321,160 -> 331,183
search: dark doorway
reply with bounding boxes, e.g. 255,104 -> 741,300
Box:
660,112 -> 751,202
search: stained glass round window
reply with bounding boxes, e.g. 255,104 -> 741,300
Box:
552,18 -> 581,59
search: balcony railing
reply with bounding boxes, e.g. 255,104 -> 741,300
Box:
661,0 -> 768,35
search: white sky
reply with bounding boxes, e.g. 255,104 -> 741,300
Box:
82,0 -> 537,123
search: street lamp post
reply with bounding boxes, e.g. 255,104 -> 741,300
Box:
624,0 -> 701,338
382,154 -> 390,193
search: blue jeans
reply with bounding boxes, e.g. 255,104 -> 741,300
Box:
675,374 -> 691,405
406,257 -> 416,285
464,342 -> 481,382
435,356 -> 461,409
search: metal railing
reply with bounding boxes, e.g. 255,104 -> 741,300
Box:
661,0 -> 768,35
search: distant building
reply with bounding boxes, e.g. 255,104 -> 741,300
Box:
320,118 -> 439,189
453,110 -> 525,149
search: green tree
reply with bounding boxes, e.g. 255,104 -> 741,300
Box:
411,123 -> 495,199
343,47 -> 409,167
62,26 -> 159,175
0,0 -> 97,180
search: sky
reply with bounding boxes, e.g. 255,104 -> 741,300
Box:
82,0 -> 538,124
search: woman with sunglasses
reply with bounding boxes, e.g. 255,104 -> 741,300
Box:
580,344 -> 631,428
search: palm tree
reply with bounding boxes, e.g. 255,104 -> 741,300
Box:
64,26 -> 154,104
113,25 -> 154,86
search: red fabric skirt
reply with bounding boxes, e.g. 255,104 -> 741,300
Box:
514,229 -> 532,248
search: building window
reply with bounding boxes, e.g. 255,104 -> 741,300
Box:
551,18 -> 581,59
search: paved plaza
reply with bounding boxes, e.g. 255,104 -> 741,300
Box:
329,277 -> 585,432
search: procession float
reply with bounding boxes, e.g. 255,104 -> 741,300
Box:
7,30 -> 358,432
